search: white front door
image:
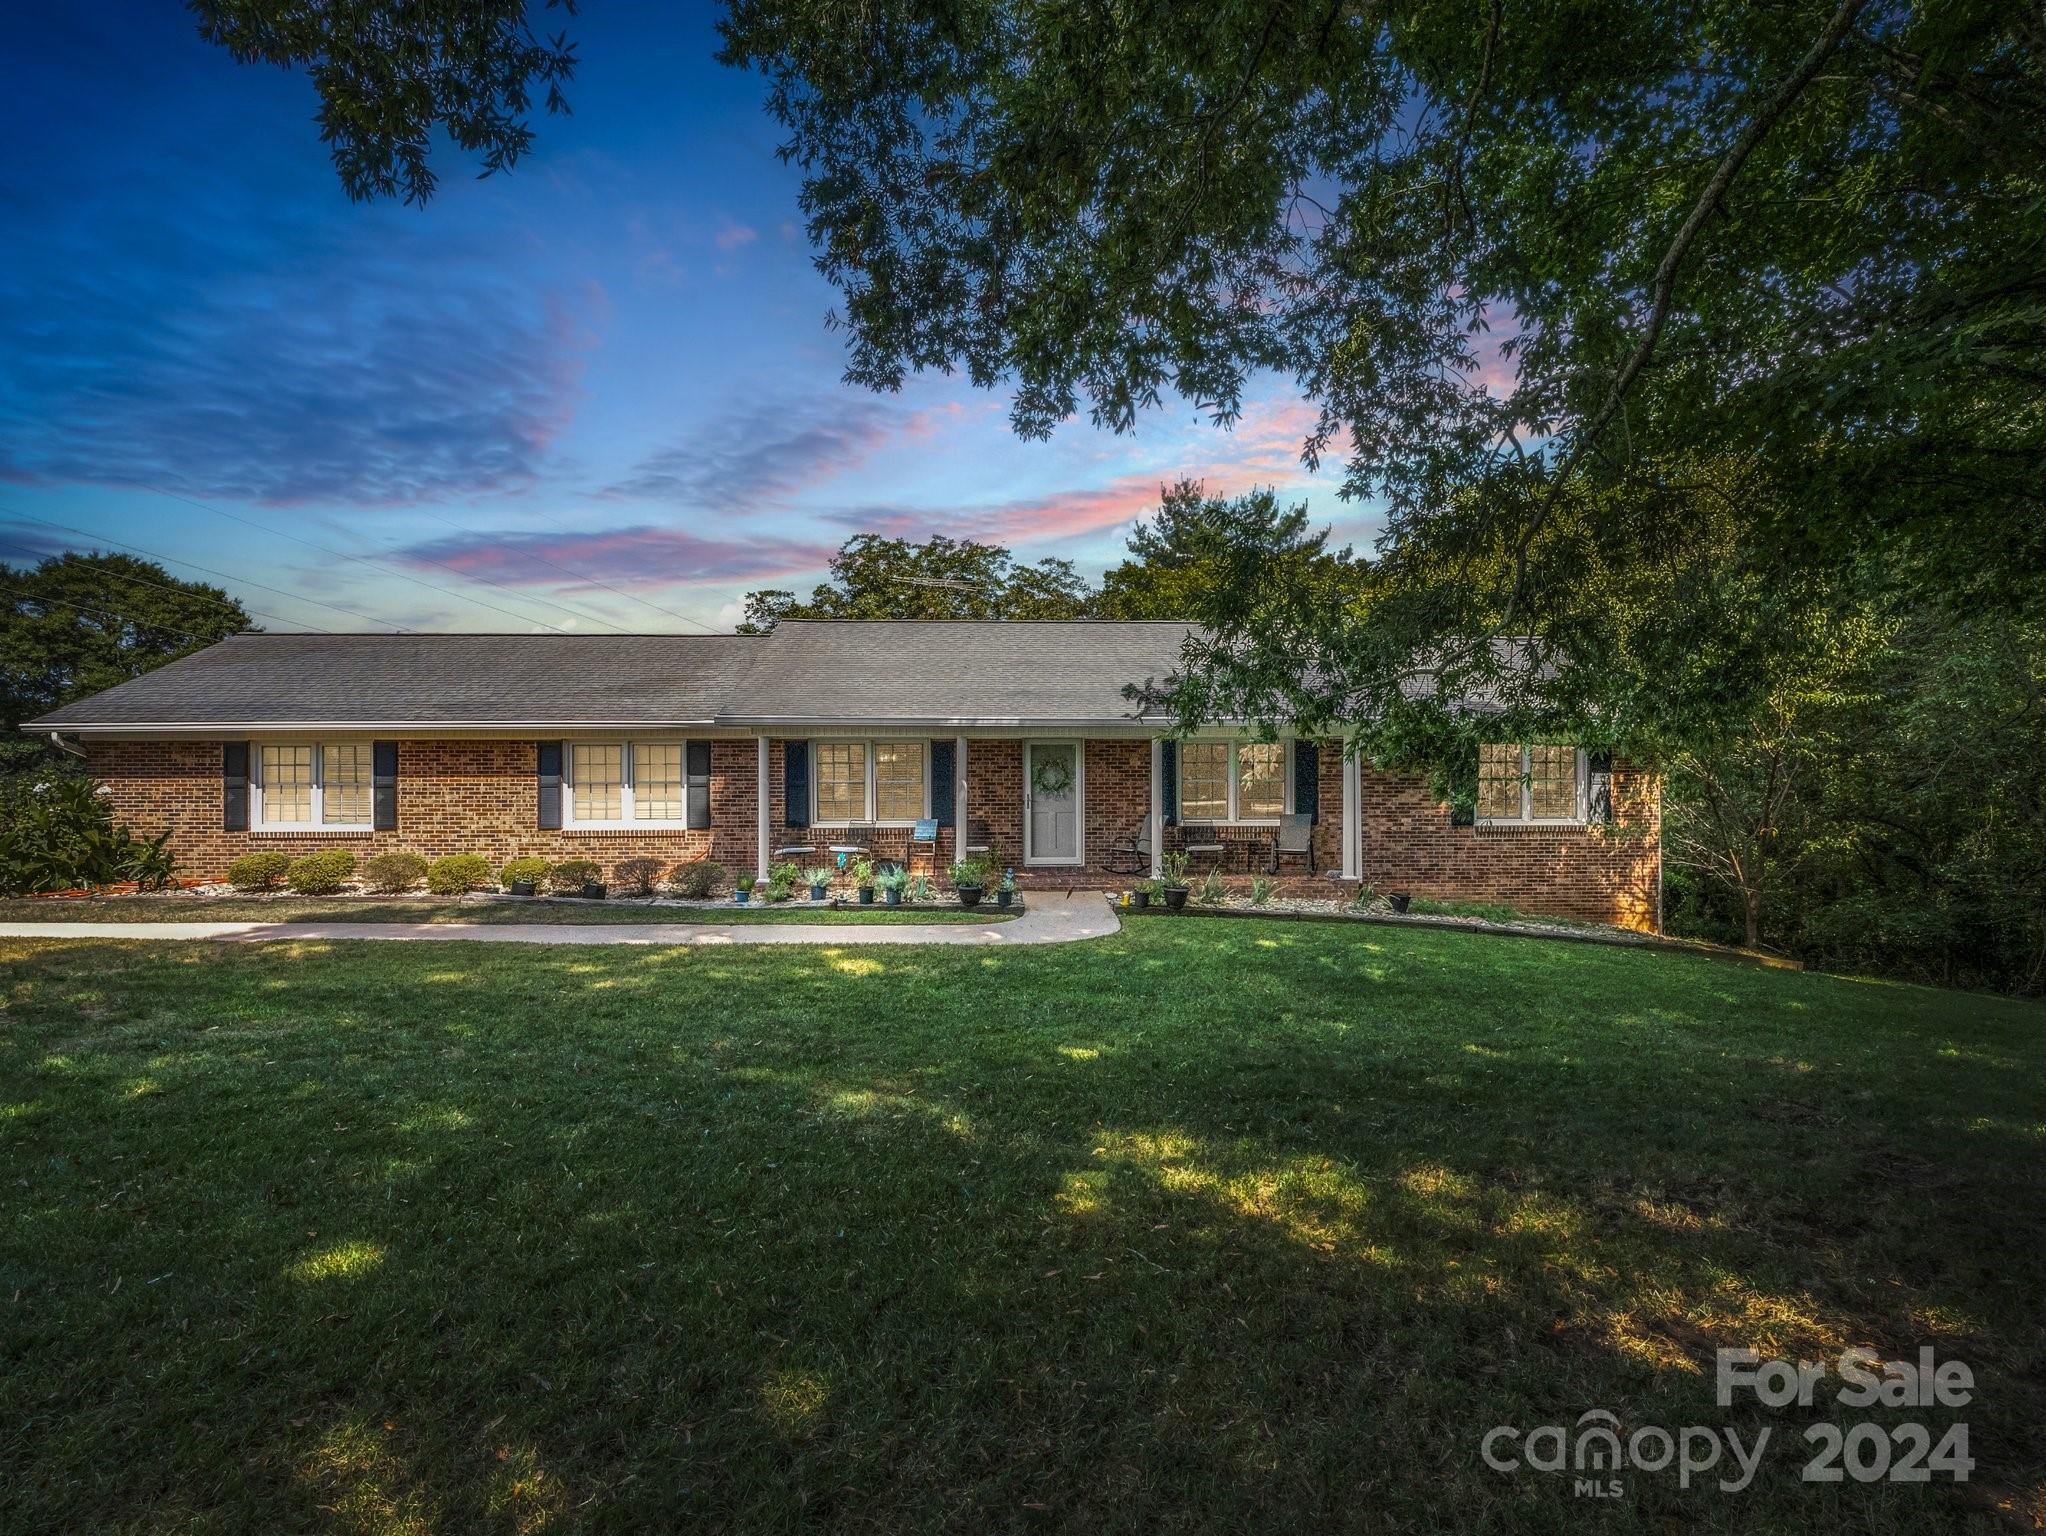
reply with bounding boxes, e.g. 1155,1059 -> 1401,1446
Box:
1024,741 -> 1081,865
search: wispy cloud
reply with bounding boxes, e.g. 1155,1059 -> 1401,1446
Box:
395,523 -> 836,589
714,223 -> 759,252
603,396 -> 931,508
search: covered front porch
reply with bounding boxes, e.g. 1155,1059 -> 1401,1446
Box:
747,732 -> 1356,888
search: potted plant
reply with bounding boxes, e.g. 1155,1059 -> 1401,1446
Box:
996,869 -> 1017,909
765,862 -> 802,903
950,858 -> 987,908
1128,882 -> 1152,911
1388,890 -> 1413,914
875,867 -> 908,906
734,871 -> 756,904
1160,851 -> 1191,912
853,858 -> 876,905
805,866 -> 833,901
501,856 -> 550,898
549,859 -> 604,900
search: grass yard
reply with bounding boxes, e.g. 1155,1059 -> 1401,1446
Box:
0,896 -> 1009,926
2,920 -> 2042,1532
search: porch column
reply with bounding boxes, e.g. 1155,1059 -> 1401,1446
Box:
756,735 -> 770,882
1148,736 -> 1163,879
954,736 -> 969,853
1341,738 -> 1362,881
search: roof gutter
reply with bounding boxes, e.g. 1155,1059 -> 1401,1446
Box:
20,720 -> 721,735
46,730 -> 87,759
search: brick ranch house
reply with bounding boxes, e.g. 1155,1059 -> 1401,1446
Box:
27,621 -> 1662,929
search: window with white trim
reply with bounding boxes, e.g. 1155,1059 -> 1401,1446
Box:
811,739 -> 930,824
562,741 -> 693,828
1476,743 -> 1587,824
1177,740 -> 1292,823
253,742 -> 372,831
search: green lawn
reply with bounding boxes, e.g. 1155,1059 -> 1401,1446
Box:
0,896 -> 1010,925
2,921 -> 2041,1532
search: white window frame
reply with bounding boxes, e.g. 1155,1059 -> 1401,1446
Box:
560,740 -> 695,830
809,738 -> 931,826
251,741 -> 374,834
1475,744 -> 1589,826
1177,739 -> 1294,825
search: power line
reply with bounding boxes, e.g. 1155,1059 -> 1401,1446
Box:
136,485 -> 578,633
411,511 -> 732,638
497,507 -> 736,634
0,507 -> 407,632
1,582 -> 243,649
366,514 -> 639,634
0,533 -> 332,635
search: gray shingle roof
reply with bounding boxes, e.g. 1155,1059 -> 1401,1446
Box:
26,622 -> 1197,731
720,620 -> 1191,725
28,633 -> 764,728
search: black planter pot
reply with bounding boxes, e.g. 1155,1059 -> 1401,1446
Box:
858,887 -> 875,904
582,882 -> 607,901
957,886 -> 984,908
1388,892 -> 1412,914
884,888 -> 901,906
1162,885 -> 1189,912
1129,889 -> 1150,911
996,889 -> 1012,909
810,884 -> 828,901
510,880 -> 536,897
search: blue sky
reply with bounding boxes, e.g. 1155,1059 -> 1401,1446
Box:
0,2 -> 1366,634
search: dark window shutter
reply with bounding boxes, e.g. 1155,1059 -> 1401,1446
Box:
1160,740 -> 1178,826
686,740 -> 713,829
1586,751 -> 1615,824
930,740 -> 955,827
222,742 -> 249,831
372,741 -> 398,831
1293,740 -> 1319,822
537,741 -> 563,829
784,740 -> 809,828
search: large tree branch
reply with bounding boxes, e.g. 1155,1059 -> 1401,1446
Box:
1503,0 -> 1873,621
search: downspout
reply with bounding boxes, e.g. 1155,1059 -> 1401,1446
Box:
47,731 -> 87,760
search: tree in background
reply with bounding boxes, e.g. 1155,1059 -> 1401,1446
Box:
738,533 -> 1096,632
1098,481 -> 1360,621
1,552 -> 252,778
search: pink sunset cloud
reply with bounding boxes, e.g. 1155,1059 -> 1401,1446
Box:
397,524 -> 836,590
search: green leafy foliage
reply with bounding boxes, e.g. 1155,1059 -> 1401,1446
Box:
226,851 -> 291,892
284,850 -> 355,895
671,858 -> 729,899
365,851 -> 431,893
948,859 -> 988,889
546,859 -> 600,893
1196,870 -> 1228,906
426,854 -> 495,896
188,0 -> 578,205
0,776 -> 176,896
741,533 -> 1097,631
498,856 -> 552,888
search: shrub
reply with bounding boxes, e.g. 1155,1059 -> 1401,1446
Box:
500,856 -> 552,887
615,856 -> 664,896
764,861 -> 802,902
548,859 -> 601,892
227,850 -> 292,891
672,858 -> 727,898
286,849 -> 356,895
1160,851 -> 1191,886
1196,870 -> 1228,906
0,775 -> 175,895
364,851 -> 429,892
426,853 -> 494,895
1249,874 -> 1276,906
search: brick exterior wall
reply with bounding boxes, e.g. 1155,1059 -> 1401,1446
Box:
1358,758 -> 1661,931
84,736 -> 1660,929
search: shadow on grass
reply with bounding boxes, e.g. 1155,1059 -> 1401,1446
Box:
2,927 -> 2042,1531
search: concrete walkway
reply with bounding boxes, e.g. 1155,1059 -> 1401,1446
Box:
0,891 -> 1122,948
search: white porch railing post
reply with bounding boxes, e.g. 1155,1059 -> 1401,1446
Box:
756,735 -> 770,882
1148,736 -> 1164,879
954,735 -> 968,859
1341,736 -> 1362,881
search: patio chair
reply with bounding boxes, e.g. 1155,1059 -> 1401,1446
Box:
963,818 -> 994,856
772,829 -> 817,859
1104,819 -> 1150,875
1179,822 -> 1226,870
907,817 -> 939,875
1272,812 -> 1315,875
